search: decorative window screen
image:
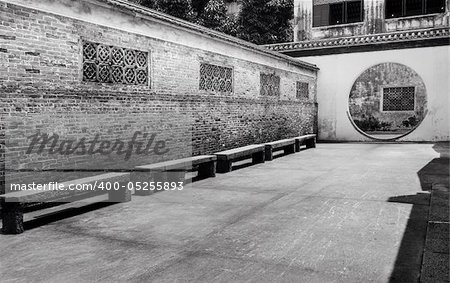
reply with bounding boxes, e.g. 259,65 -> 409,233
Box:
382,87 -> 415,111
82,41 -> 149,85
260,73 -> 280,96
199,63 -> 233,93
296,82 -> 309,99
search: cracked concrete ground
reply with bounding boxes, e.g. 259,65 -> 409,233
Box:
0,143 -> 448,282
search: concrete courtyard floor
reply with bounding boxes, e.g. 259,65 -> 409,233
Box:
1,143 -> 449,282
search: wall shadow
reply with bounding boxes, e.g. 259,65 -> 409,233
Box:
388,142 -> 449,282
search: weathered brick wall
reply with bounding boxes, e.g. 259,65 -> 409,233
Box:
0,0 -> 317,189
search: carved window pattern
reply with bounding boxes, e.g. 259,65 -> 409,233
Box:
82,41 -> 149,85
382,87 -> 415,111
296,82 -> 309,99
260,73 -> 280,97
199,63 -> 233,93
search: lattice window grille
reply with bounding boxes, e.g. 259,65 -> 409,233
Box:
260,73 -> 280,96
382,87 -> 415,111
82,41 -> 149,85
199,63 -> 233,93
296,81 -> 309,99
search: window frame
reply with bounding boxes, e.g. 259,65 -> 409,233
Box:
381,86 -> 416,112
313,0 -> 364,28
80,40 -> 151,87
260,73 -> 281,97
385,0 -> 446,19
199,62 -> 234,94
296,81 -> 310,100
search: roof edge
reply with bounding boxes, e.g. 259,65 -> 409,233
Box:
263,27 -> 450,54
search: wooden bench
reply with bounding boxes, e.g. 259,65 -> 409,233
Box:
215,144 -> 265,173
265,138 -> 296,161
294,134 -> 316,152
0,172 -> 131,234
131,155 -> 216,196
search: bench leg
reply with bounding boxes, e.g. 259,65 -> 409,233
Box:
108,186 -> 132,203
165,171 -> 186,187
252,151 -> 265,164
132,171 -> 185,195
198,161 -> 216,179
306,138 -> 316,149
284,144 -> 295,155
2,202 -> 24,234
265,147 -> 274,161
295,140 -> 301,152
131,171 -> 164,196
217,160 -> 232,173
131,171 -> 152,196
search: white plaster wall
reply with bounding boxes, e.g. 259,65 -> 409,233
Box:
299,46 -> 450,141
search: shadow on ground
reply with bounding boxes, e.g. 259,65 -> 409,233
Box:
388,142 -> 449,282
23,202 -> 115,231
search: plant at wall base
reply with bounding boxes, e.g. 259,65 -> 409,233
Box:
402,116 -> 418,128
354,115 -> 392,132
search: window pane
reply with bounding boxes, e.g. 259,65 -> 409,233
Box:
329,2 -> 344,25
313,4 -> 330,27
426,0 -> 446,13
346,1 -> 362,23
82,41 -> 149,85
260,74 -> 280,97
383,87 -> 415,111
405,0 -> 424,16
386,0 -> 403,18
296,82 -> 309,99
200,63 -> 233,93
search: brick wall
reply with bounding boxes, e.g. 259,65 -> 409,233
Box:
0,0 -> 318,190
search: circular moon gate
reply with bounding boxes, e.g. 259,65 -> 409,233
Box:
348,63 -> 427,140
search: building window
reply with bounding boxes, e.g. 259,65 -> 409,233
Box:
82,41 -> 149,85
313,0 -> 363,27
260,73 -> 280,97
296,82 -> 309,99
385,0 -> 446,19
199,63 -> 233,93
382,87 -> 415,111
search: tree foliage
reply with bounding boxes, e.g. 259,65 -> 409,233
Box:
238,0 -> 293,44
131,0 -> 194,20
199,0 -> 228,30
129,0 -> 293,44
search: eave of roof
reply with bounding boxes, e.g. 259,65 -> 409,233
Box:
263,27 -> 450,57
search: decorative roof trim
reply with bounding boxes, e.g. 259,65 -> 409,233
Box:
264,27 -> 450,53
93,0 -> 319,71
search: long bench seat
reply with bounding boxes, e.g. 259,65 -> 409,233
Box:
294,134 -> 316,152
214,144 -> 265,173
265,138 -> 296,161
131,155 -> 216,195
0,172 -> 131,234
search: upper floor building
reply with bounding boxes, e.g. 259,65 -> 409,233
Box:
293,0 -> 449,41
